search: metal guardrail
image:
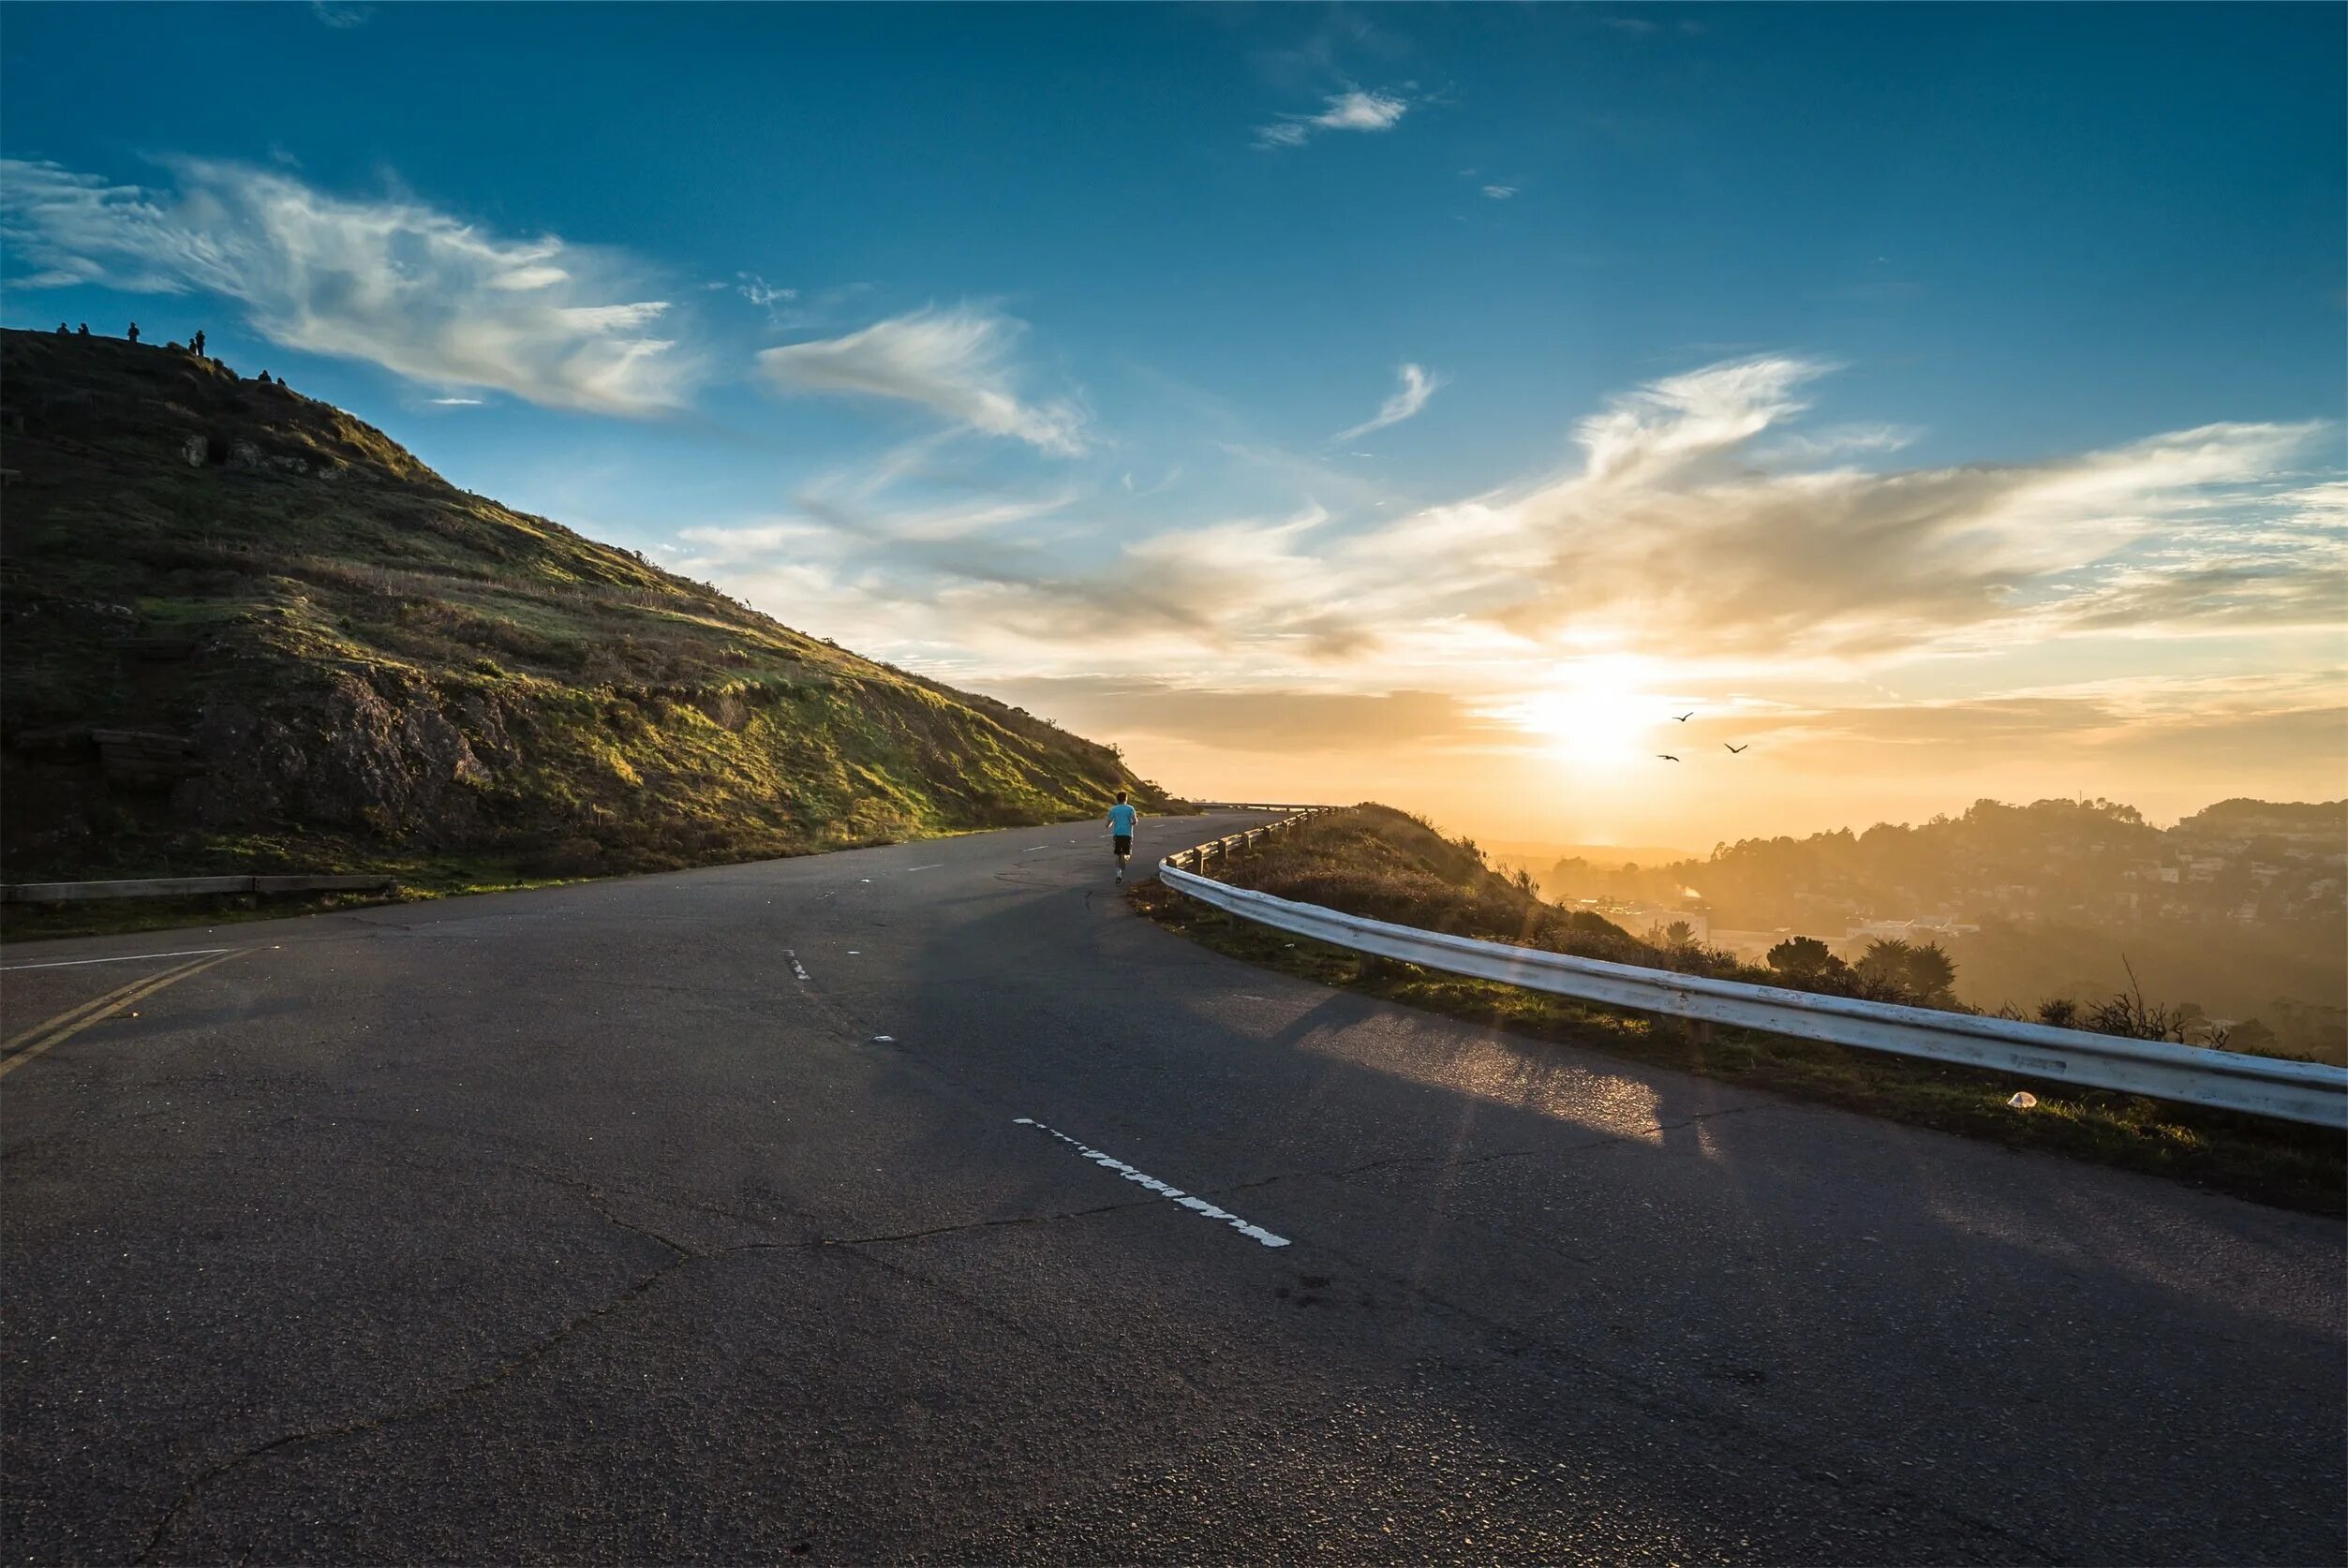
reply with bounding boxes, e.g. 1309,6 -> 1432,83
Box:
1163,807 -> 1331,875
1186,802 -> 1331,814
2,874 -> 394,905
1159,816 -> 2348,1130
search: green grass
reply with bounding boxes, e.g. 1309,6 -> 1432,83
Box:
1133,808 -> 2346,1214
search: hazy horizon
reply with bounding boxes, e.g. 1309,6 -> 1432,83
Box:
4,3 -> 2339,848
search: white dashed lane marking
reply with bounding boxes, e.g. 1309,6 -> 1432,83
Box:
1013,1117 -> 1291,1249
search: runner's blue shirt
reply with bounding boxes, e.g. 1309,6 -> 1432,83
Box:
1107,803 -> 1137,836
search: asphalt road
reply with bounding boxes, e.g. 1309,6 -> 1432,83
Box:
3,811 -> 2341,1564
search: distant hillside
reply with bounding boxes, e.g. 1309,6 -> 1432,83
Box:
2174,798 -> 2347,843
0,329 -> 1181,884
1544,795 -> 2343,928
1532,793 -> 2345,1061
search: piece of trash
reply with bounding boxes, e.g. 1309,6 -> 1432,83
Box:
871,1035 -> 895,1043
2006,1091 -> 2038,1110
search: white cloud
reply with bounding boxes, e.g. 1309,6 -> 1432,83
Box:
1573,354 -> 1831,484
755,305 -> 1088,455
1256,89 -> 1411,149
1313,90 -> 1409,131
427,396 -> 483,407
1481,185 -> 1519,200
1332,362 -> 1445,444
0,157 -> 691,415
311,2 -> 373,28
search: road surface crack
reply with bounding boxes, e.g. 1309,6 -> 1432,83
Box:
519,1164 -> 697,1255
132,1185 -> 1185,1558
135,1251 -> 702,1562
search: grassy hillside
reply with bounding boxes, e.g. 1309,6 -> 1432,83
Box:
1133,806 -> 2343,1211
0,329 -> 1181,888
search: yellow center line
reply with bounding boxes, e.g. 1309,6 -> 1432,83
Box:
2,953 -> 219,1053
0,950 -> 246,1080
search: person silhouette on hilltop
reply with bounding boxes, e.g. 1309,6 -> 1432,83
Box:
126,322 -> 140,344
76,322 -> 90,335
191,330 -> 206,356
55,323 -> 68,335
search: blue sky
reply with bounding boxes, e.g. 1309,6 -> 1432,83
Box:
4,3 -> 2341,841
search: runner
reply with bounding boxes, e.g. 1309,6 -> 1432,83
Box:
1107,791 -> 1137,882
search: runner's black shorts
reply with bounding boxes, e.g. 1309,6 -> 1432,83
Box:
1113,835 -> 1133,857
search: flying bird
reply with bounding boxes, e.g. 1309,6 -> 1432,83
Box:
1672,712 -> 1693,722
1657,753 -> 1680,762
1725,744 -> 1748,754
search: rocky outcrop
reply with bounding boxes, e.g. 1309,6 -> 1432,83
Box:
175,673 -> 516,843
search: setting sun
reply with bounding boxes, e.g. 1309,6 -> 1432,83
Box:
1490,658 -> 1666,769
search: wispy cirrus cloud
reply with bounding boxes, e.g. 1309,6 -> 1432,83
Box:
1256,89 -> 1412,149
0,156 -> 692,414
754,305 -> 1089,455
734,273 -> 797,316
1331,362 -> 1445,444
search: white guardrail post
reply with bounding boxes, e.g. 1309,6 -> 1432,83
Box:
1159,814 -> 2346,1131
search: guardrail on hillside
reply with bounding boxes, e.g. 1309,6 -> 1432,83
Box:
1158,816 -> 2347,1130
1164,807 -> 1332,874
1187,802 -> 1332,814
2,874 -> 394,905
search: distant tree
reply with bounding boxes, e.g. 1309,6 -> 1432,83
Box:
1663,919 -> 1695,948
1765,936 -> 1838,980
1856,938 -> 1916,993
2036,998 -> 2080,1029
1903,940 -> 1957,1002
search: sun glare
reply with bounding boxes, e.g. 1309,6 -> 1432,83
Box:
1497,658 -> 1662,769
